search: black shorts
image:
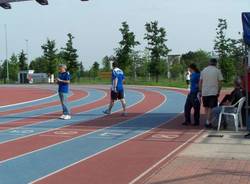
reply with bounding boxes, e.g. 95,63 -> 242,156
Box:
111,90 -> 124,101
202,96 -> 218,108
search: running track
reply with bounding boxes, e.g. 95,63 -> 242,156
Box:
0,85 -> 203,184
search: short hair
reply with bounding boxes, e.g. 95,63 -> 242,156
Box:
112,61 -> 118,68
189,63 -> 200,73
209,58 -> 218,66
58,64 -> 67,69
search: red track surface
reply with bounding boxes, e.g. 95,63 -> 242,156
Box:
33,89 -> 200,184
0,89 -> 87,116
0,87 -> 55,106
35,114 -> 202,184
0,89 -> 108,132
0,89 -> 164,163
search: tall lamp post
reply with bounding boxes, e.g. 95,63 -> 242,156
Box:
4,24 -> 9,83
25,39 -> 29,64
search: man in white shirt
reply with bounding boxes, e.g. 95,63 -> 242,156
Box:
199,58 -> 224,128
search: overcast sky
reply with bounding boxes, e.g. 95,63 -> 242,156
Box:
0,0 -> 249,68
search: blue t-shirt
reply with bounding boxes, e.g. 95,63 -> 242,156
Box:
190,72 -> 200,93
58,72 -> 70,93
112,68 -> 125,92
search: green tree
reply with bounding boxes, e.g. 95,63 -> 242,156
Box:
9,54 -> 19,81
41,39 -> 58,75
29,57 -> 48,73
144,21 -> 171,82
90,62 -> 100,79
101,56 -> 111,72
181,50 -> 210,71
61,33 -> 79,81
18,50 -> 28,71
115,22 -> 140,73
214,19 -> 235,82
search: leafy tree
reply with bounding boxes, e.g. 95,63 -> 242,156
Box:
144,21 -> 171,82
9,54 -> 19,81
170,62 -> 183,79
181,50 -> 210,71
90,62 -> 100,79
115,22 -> 140,73
61,33 -> 79,80
101,56 -> 111,72
18,50 -> 28,71
214,19 -> 235,82
79,62 -> 85,77
29,57 -> 48,73
41,39 -> 58,75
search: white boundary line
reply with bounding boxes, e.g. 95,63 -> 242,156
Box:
0,89 -> 146,164
129,129 -> 204,184
0,89 -> 105,143
29,90 -> 167,184
0,92 -> 57,109
0,90 -> 84,117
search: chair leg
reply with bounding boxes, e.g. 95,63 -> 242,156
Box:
217,113 -> 223,131
239,113 -> 243,129
234,115 -> 239,132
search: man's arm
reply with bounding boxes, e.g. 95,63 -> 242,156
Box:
199,79 -> 203,93
57,79 -> 70,84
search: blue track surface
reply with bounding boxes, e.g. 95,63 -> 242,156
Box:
0,87 -> 186,184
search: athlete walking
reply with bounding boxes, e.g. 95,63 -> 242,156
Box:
103,61 -> 126,116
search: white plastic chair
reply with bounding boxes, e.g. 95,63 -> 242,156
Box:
217,97 -> 246,132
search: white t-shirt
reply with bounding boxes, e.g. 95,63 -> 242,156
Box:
186,71 -> 191,81
200,66 -> 223,96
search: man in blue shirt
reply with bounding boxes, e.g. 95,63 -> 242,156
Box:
183,63 -> 201,126
103,61 -> 126,116
56,64 -> 71,120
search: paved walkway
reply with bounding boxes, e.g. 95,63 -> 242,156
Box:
145,129 -> 250,184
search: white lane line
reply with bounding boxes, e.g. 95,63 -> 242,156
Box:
1,90 -> 145,165
0,88 -> 145,164
0,93 -> 57,109
129,129 -> 204,184
0,89 -> 103,142
29,90 -> 165,184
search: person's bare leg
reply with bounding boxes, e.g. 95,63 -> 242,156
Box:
104,100 -> 114,114
120,99 -> 126,115
207,108 -> 212,123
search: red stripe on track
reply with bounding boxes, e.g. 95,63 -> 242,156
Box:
0,89 -> 164,165
38,117 -> 202,184
29,89 -> 165,184
34,90 -> 198,184
0,89 -> 107,132
0,89 -> 87,116
0,87 -> 54,106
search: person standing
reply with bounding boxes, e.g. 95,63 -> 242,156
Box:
56,64 -> 71,120
199,58 -> 223,128
103,61 -> 126,116
183,64 -> 201,126
185,69 -> 191,87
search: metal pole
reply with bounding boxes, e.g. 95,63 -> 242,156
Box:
246,46 -> 250,131
25,39 -> 29,64
4,24 -> 9,82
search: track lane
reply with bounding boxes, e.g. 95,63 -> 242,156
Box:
0,89 -> 154,162
0,88 -> 102,128
0,89 -> 87,116
0,89 -> 146,184
0,87 -> 55,107
32,89 -> 186,184
0,88 -> 108,143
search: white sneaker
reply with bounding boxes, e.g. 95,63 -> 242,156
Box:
59,115 -> 66,119
63,115 -> 71,120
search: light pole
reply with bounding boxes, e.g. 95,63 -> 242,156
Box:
25,39 -> 29,64
4,24 -> 9,82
